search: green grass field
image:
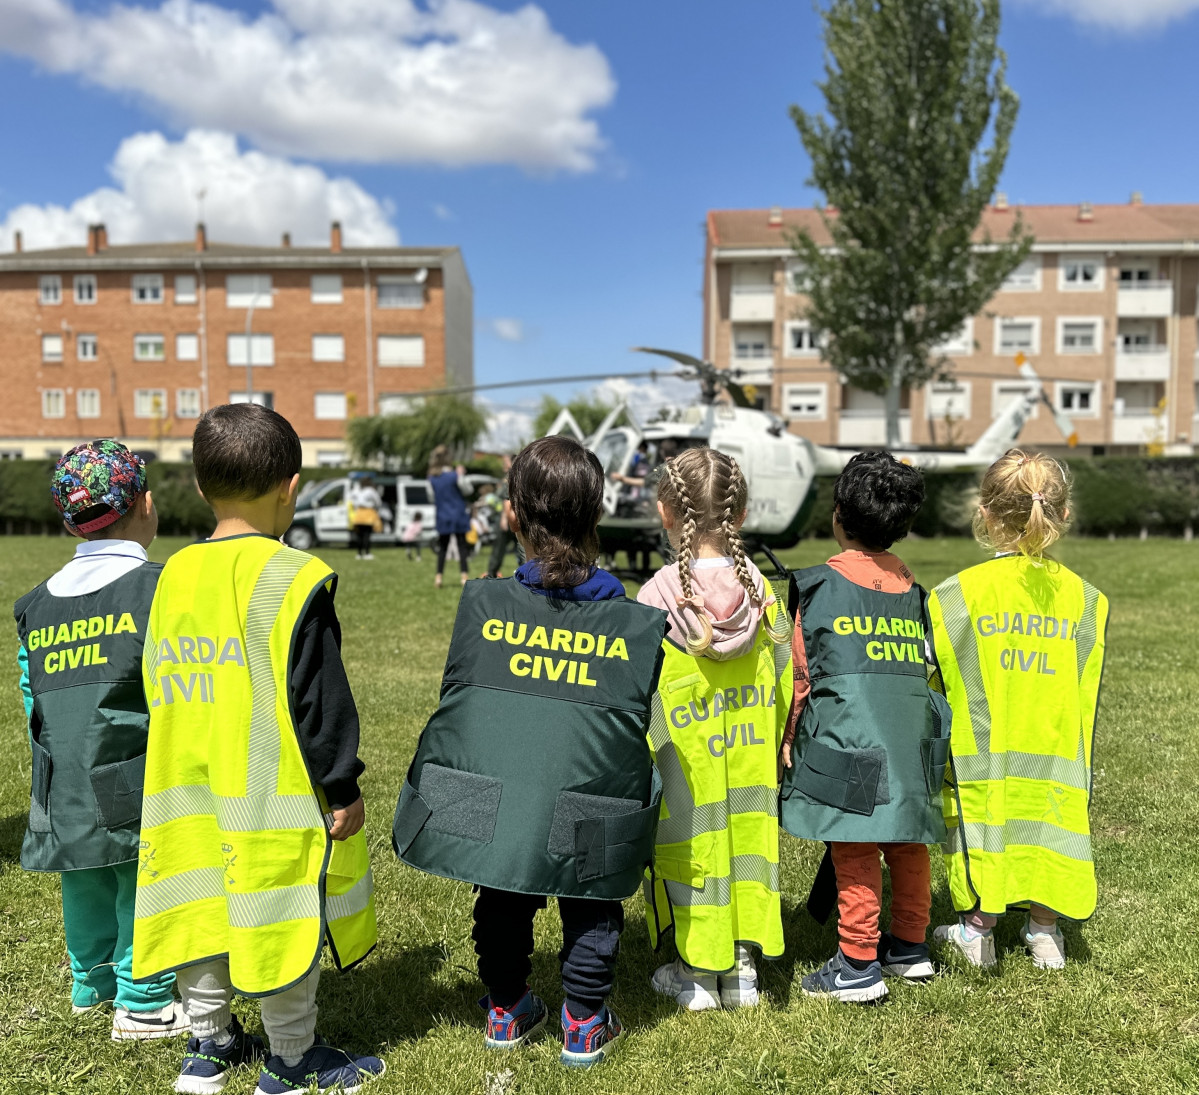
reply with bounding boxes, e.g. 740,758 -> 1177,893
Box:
2,535 -> 1197,1095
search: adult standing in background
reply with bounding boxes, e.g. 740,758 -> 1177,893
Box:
484,454 -> 515,578
429,445 -> 474,588
348,472 -> 384,561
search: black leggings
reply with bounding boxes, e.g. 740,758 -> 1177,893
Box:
436,532 -> 470,575
352,524 -> 373,555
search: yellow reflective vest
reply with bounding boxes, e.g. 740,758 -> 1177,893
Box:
133,536 -> 376,996
928,555 -> 1107,921
643,598 -> 793,974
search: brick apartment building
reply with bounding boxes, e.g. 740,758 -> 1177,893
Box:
0,222 -> 472,466
704,199 -> 1199,455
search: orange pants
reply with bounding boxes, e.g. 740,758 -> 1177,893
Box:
830,842 -> 931,962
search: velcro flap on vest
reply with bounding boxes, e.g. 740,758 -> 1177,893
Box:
29,738 -> 52,833
90,754 -> 146,830
420,764 -> 503,844
793,739 -> 883,816
921,736 -> 951,797
551,779 -> 661,883
392,781 -> 432,855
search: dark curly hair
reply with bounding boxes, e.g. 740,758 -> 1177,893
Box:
832,450 -> 925,550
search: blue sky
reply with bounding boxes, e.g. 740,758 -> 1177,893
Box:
2,0 -> 1197,443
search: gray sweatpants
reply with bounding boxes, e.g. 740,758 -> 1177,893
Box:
175,959 -> 319,1060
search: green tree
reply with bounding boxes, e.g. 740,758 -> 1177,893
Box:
532,394 -> 618,439
790,0 -> 1032,446
347,396 -> 488,473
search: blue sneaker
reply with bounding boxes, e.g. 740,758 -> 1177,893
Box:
560,1004 -> 623,1068
801,950 -> 889,1004
175,1016 -> 265,1094
877,931 -> 935,981
481,989 -> 548,1049
255,1039 -> 385,1094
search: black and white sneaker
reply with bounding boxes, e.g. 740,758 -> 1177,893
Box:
877,931 -> 935,981
111,1002 -> 190,1041
801,950 -> 888,1004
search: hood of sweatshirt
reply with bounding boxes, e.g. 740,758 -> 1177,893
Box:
637,557 -> 768,661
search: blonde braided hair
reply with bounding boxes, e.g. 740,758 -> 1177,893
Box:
664,457 -> 713,656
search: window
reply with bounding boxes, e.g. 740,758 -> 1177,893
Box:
995,317 -> 1040,355
176,389 -> 201,418
175,275 -> 197,304
1060,257 -> 1103,290
785,260 -> 810,294
731,264 -> 773,294
176,333 -> 199,361
135,334 -> 166,361
132,274 -> 164,303
1119,264 -> 1154,284
74,275 -> 97,304
77,334 -> 98,361
782,383 -> 827,420
377,334 -> 424,367
314,392 -> 347,420
377,278 -> 423,309
77,389 -> 101,418
227,334 -> 275,366
733,324 -> 771,360
316,450 -> 347,467
134,389 -> 167,419
312,334 -> 345,362
1119,322 -> 1155,350
1114,381 -> 1162,416
229,391 -> 274,409
934,319 -> 974,357
1001,256 -> 1041,291
404,484 -> 430,506
378,394 -> 413,415
41,389 -> 65,418
1058,318 -> 1101,354
784,321 -> 820,357
226,274 -> 273,308
311,274 -> 343,303
992,381 -> 1039,420
39,275 -> 62,305
41,334 -> 64,362
1056,381 -> 1099,417
925,381 -> 972,420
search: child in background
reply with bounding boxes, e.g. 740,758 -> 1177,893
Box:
401,512 -> 424,561
133,404 -> 382,1095
637,449 -> 793,1010
780,451 -> 949,1003
14,441 -> 186,1040
394,436 -> 667,1068
929,449 -> 1107,969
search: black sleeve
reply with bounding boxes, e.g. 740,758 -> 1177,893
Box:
289,583 -> 365,809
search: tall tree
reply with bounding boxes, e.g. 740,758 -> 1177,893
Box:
790,0 -> 1032,446
347,396 -> 487,473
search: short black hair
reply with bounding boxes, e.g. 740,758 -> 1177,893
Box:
192,403 -> 302,502
832,450 -> 925,550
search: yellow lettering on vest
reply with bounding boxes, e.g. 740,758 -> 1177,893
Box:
113,613 -> 137,635
577,661 -> 598,687
550,629 -> 573,652
567,660 -> 578,684
217,637 -> 245,667
597,635 -> 608,657
44,651 -> 58,674
891,618 -> 906,638
54,623 -> 72,645
531,654 -> 543,677
482,618 -> 503,642
88,616 -> 105,638
574,632 -> 595,655
106,614 -> 115,635
90,642 -> 108,666
853,616 -> 872,636
71,619 -> 87,641
28,629 -> 39,652
833,616 -> 853,636
875,617 -> 891,637
505,622 -> 527,645
527,627 -> 549,650
543,657 -> 568,682
606,637 -> 628,661
66,646 -> 85,669
510,652 -> 531,677
866,640 -> 884,661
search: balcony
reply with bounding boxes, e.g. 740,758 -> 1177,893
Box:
1115,345 -> 1170,381
1117,281 -> 1173,318
1111,410 -> 1165,446
729,285 -> 775,322
837,412 -> 912,447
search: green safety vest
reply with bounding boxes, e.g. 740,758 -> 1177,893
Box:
928,556 -> 1108,921
393,578 -> 668,899
643,597 -> 793,974
780,565 -> 951,844
133,537 -> 376,996
16,564 -> 161,873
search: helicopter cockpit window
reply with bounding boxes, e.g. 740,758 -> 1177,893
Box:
594,432 -> 631,476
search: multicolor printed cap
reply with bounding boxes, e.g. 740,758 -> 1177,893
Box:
52,439 -> 146,533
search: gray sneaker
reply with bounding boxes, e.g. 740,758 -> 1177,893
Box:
933,922 -> 997,969
1021,919 -> 1066,969
717,944 -> 760,1008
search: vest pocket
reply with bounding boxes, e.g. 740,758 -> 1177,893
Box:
420,763 -> 503,844
392,781 -> 432,855
792,739 -> 884,816
90,754 -> 146,830
29,739 -> 52,833
550,771 -> 662,883
922,691 -> 954,797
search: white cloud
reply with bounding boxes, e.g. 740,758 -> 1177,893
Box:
589,373 -> 699,424
487,318 -> 526,342
479,401 -> 535,452
0,0 -> 615,171
0,129 -> 398,249
432,203 -> 456,222
1015,0 -> 1199,29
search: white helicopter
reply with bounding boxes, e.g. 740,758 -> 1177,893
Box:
544,349 -> 1077,559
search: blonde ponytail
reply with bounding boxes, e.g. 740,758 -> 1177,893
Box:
974,448 -> 1071,562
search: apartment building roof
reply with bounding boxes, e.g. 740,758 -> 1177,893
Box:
709,201 -> 1199,253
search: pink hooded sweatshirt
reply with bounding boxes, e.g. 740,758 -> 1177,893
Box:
636,556 -> 771,661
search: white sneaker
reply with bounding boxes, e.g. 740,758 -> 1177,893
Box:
933,922 -> 997,969
1022,920 -> 1066,969
651,958 -> 720,1011
717,944 -> 760,1008
111,1002 -> 190,1041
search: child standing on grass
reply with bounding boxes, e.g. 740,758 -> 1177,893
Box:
14,441 -> 187,1041
394,435 -> 667,1068
929,449 -> 1108,970
132,404 -> 383,1095
637,449 -> 793,1011
780,451 -> 950,1003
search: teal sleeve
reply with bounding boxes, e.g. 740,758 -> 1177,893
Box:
17,642 -> 33,738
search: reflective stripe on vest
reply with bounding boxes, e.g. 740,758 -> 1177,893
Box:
930,556 -> 1107,921
133,538 -> 376,995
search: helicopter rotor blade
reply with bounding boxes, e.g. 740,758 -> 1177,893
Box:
1043,393 -> 1079,448
633,347 -> 707,371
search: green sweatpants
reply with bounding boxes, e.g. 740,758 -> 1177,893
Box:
61,861 -> 175,1011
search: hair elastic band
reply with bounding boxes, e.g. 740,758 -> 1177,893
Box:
1030,492 -> 1045,502
1016,455 -> 1026,467
676,594 -> 705,611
